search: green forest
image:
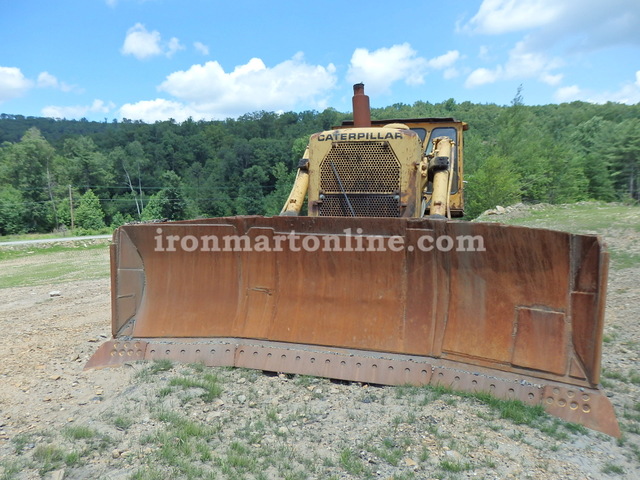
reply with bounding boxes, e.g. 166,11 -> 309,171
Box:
1,92 -> 639,235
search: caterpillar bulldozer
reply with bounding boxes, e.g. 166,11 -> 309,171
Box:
87,84 -> 620,436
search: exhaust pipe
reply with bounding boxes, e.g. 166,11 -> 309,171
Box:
352,83 -> 371,127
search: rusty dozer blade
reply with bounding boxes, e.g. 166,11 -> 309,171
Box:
87,216 -> 619,437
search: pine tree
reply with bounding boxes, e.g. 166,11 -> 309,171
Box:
75,190 -> 106,230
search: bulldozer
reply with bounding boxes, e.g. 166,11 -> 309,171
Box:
87,84 -> 620,437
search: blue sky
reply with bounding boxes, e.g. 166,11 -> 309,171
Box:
1,0 -> 639,122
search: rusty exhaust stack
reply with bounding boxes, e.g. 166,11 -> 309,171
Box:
352,83 -> 371,127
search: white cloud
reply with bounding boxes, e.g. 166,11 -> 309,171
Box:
465,67 -> 503,88
554,85 -> 582,102
120,99 -> 198,122
426,50 -> 460,70
346,44 -> 461,96
462,0 -> 564,35
194,42 -> 209,55
461,0 -> 640,97
0,66 -> 33,102
36,71 -> 76,92
166,37 -> 184,58
37,72 -> 58,88
347,44 -> 427,95
121,23 -> 182,60
121,53 -> 337,122
554,71 -> 640,104
465,40 -> 563,88
42,99 -> 115,119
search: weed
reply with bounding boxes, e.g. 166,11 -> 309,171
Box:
0,459 -> 22,480
130,466 -> 167,480
295,375 -> 318,387
601,462 -> 625,474
137,359 -> 173,380
367,437 -> 404,466
32,444 -> 81,475
265,405 -> 280,423
11,434 -> 32,455
339,448 -> 368,476
63,425 -> 96,440
167,373 -> 223,402
112,415 -> 134,431
439,459 -> 472,472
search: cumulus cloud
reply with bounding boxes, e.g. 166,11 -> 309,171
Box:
555,71 -> 640,104
36,71 -> 76,92
346,44 -> 461,96
554,85 -> 582,103
166,37 -> 184,58
120,53 -> 337,122
0,66 -> 33,102
347,44 -> 426,95
465,40 -> 563,87
121,23 -> 182,60
120,99 -> 199,122
42,99 -> 116,119
461,0 -> 640,95
37,72 -> 58,88
426,50 -> 460,70
194,42 -> 209,55
462,0 -> 563,35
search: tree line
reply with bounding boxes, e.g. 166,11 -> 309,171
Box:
0,93 -> 638,235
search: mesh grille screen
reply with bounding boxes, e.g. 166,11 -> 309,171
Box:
318,141 -> 401,217
320,142 -> 400,193
319,194 -> 400,217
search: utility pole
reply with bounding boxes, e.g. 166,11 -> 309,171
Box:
68,185 -> 75,230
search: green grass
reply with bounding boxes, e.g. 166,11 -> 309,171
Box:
0,241 -> 108,261
62,425 -> 96,440
136,359 -> 174,379
439,459 -> 472,473
167,373 -> 223,402
601,462 -> 625,474
32,444 -> 82,475
339,448 -> 369,476
0,228 -> 112,244
477,203 -> 640,232
0,459 -> 22,480
0,242 -> 109,288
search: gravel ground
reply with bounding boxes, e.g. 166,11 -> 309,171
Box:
0,209 -> 639,479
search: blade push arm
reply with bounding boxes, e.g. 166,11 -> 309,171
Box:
425,136 -> 454,218
280,147 -> 310,216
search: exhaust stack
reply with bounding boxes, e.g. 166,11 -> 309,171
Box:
352,83 -> 371,127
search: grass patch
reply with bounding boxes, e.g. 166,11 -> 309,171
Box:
610,251 -> 640,270
439,459 -> 472,473
0,242 -> 108,261
601,462 -> 625,474
63,425 -> 96,440
0,242 -> 109,288
0,459 -> 22,480
112,414 -> 134,431
32,444 -> 81,475
136,359 -> 174,379
167,373 -> 223,402
339,448 -> 369,476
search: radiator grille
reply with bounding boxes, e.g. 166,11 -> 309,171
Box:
320,142 -> 400,193
319,142 -> 401,217
319,194 -> 400,217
